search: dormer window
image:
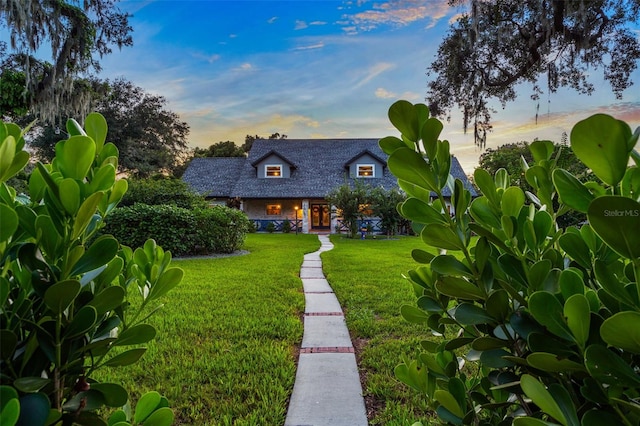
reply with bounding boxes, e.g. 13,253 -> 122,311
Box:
266,165 -> 282,178
357,164 -> 375,178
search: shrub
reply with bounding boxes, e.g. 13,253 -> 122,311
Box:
102,203 -> 197,256
120,176 -> 207,209
0,114 -> 180,425
266,222 -> 276,233
381,101 -> 640,426
282,219 -> 291,233
103,204 -> 249,255
192,206 -> 251,254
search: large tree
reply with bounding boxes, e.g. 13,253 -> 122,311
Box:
428,0 -> 640,147
30,78 -> 190,177
0,0 -> 132,121
194,141 -> 246,158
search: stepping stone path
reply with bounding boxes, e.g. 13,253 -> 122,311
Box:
285,234 -> 368,426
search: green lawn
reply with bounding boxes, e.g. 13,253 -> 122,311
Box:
323,235 -> 439,425
96,233 -> 319,425
96,233 -> 438,425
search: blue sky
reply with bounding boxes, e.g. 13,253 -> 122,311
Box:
94,1 -> 639,170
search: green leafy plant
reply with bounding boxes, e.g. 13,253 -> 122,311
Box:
0,114 -> 182,425
381,101 -> 640,425
266,221 -> 276,233
282,219 -> 291,234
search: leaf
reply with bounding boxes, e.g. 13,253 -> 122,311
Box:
0,386 -> 20,426
0,204 -> 18,243
564,294 -> 590,348
571,114 -> 632,186
59,178 -> 81,215
470,197 -> 502,229
558,233 -> 592,269
584,344 -> 640,387
91,383 -> 128,407
559,269 -> 585,301
587,196 -> 640,259
400,198 -> 448,225
552,169 -> 594,213
378,136 -> 407,155
388,148 -> 438,193
89,164 -> 116,193
421,117 -> 443,159
435,277 -> 484,300
454,303 -> 494,325
501,186 -> 525,217
530,140 -> 555,163
84,112 -> 108,153
44,280 -> 81,314
17,393 -> 50,426
147,267 -> 183,301
115,324 -> 157,346
57,136 -> 96,180
70,236 -> 119,276
526,352 -> 585,373
141,407 -> 174,426
528,292 -> 574,342
394,360 -> 429,394
485,290 -> 510,321
134,391 -> 162,424
421,223 -> 465,251
388,100 -> 420,142
411,249 -> 435,264
88,285 -> 126,316
513,417 -> 561,426
65,306 -> 97,339
400,305 -> 429,324
103,348 -> 147,367
479,348 -> 514,368
434,390 -> 464,418
72,192 -> 103,240
600,311 -> 640,354
471,336 -> 508,350
520,375 -> 567,426
13,377 -> 51,393
547,383 -> 580,426
431,255 -> 473,278
594,260 -> 629,305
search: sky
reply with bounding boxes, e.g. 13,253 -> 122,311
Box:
67,1 -> 640,171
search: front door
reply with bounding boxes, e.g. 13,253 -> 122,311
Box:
310,204 -> 330,230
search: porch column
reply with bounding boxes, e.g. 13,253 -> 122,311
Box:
302,199 -> 309,233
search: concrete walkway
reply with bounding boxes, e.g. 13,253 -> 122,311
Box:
285,234 -> 368,426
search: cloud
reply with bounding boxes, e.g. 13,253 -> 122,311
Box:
233,63 -> 255,72
295,20 -> 308,30
354,62 -> 396,88
340,0 -> 452,33
375,87 -> 396,98
292,42 -> 325,51
268,16 -> 278,24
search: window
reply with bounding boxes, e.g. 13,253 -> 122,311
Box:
357,164 -> 374,177
266,204 -> 281,215
266,165 -> 282,178
358,204 -> 373,216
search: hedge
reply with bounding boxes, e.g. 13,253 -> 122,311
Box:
102,204 -> 250,256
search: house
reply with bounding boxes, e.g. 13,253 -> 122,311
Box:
182,138 -> 476,233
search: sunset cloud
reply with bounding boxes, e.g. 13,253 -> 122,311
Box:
340,0 -> 451,32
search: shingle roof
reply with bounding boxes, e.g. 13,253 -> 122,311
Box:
182,157 -> 245,197
182,139 -> 476,199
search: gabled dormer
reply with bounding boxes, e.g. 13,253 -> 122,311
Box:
344,150 -> 386,178
251,150 -> 297,179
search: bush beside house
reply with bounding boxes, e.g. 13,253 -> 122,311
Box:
103,204 -> 250,256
